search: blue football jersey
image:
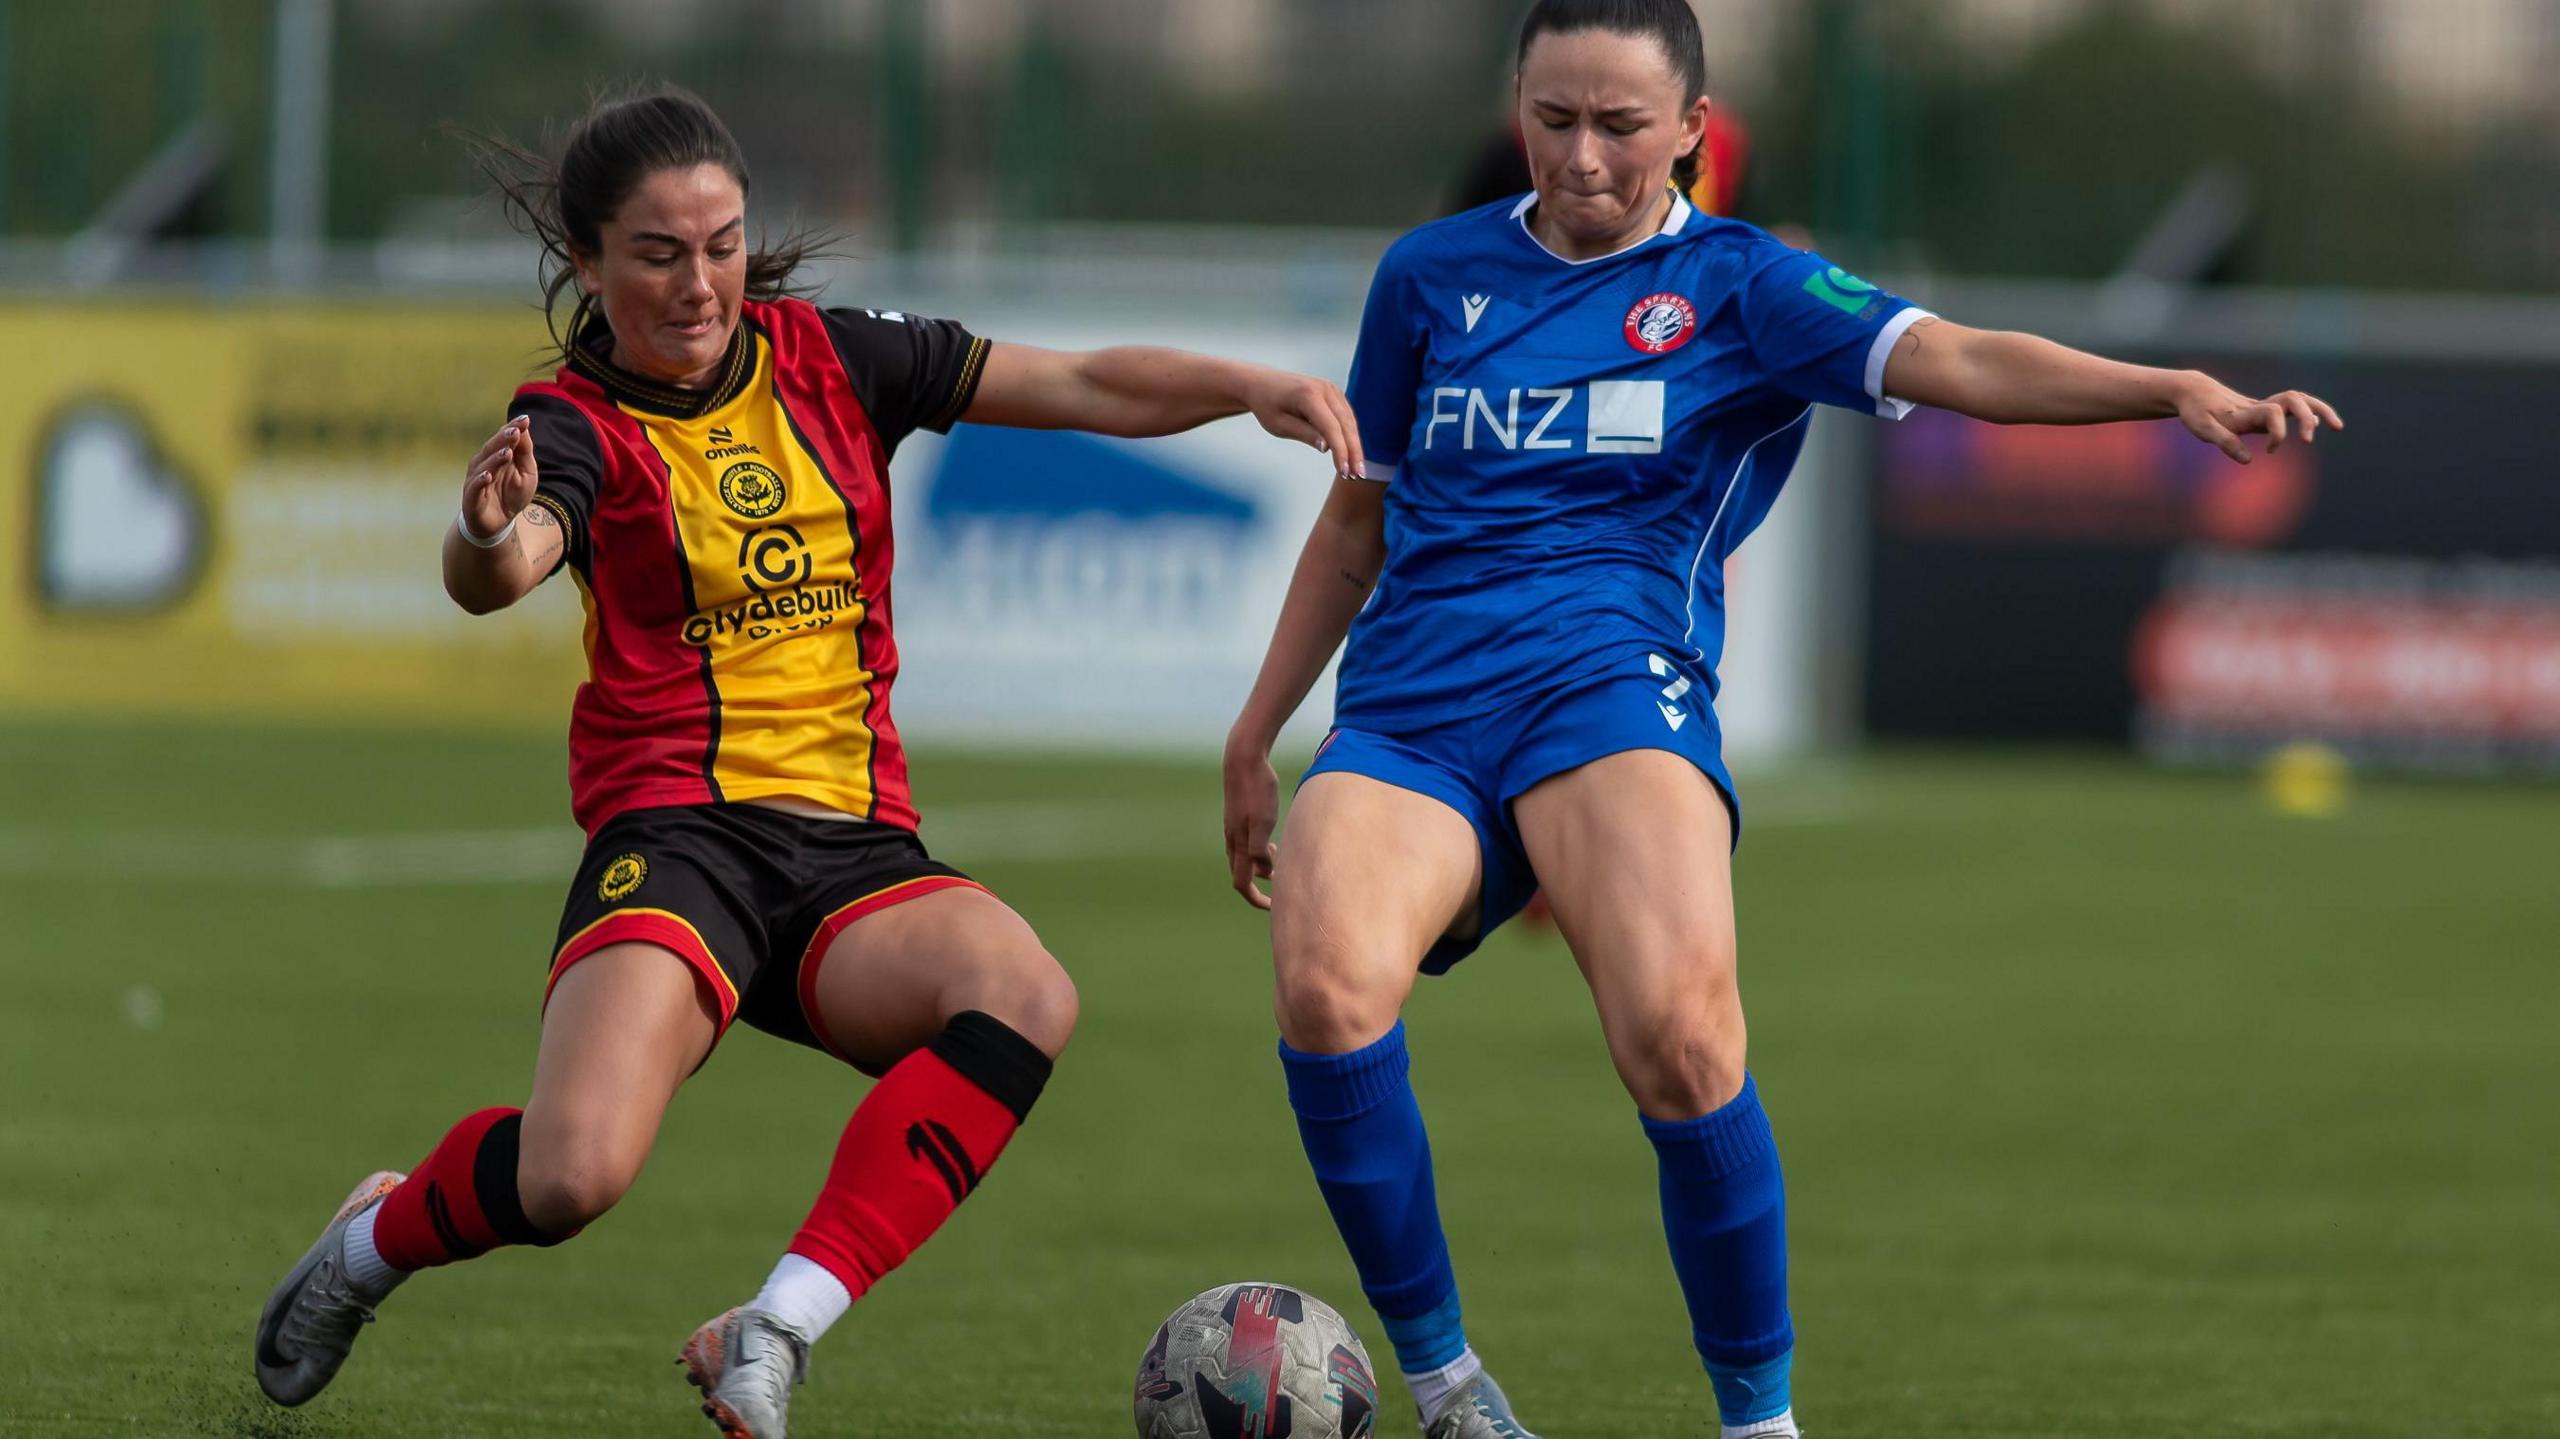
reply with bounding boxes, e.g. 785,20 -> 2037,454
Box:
1334,192 -> 1929,730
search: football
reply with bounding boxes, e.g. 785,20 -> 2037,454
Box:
1133,1282 -> 1380,1439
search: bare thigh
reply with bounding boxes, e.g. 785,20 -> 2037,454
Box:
1268,772 -> 1482,1054
805,885 -> 1078,1073
517,943 -> 721,1231
1511,748 -> 1745,1120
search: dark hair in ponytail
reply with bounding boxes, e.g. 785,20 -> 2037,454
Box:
457,85 -> 824,364
1517,0 -> 1710,191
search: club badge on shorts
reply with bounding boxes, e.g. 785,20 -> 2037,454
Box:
598,852 -> 649,901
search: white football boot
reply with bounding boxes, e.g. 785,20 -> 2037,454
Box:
1422,1370 -> 1541,1439
252,1170 -> 405,1405
681,1305 -> 812,1439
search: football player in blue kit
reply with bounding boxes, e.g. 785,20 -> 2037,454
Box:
1220,3 -> 2342,1436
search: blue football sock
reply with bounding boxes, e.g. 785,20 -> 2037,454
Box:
1643,1074 -> 1795,1425
1278,1022 -> 1467,1373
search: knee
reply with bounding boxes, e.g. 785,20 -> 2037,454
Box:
1272,935 -> 1404,1054
514,1131 -> 642,1234
948,947 -> 1078,1060
1613,1005 -> 1748,1121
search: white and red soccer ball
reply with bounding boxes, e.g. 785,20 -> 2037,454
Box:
1134,1282 -> 1379,1439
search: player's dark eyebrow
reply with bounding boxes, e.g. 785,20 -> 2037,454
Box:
1528,98 -> 1652,121
629,216 -> 744,247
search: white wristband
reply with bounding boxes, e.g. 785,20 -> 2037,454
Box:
457,507 -> 518,549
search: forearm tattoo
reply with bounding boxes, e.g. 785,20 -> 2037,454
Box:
511,502 -> 559,560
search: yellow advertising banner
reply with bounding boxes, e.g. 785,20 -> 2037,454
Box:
2,301 -> 589,725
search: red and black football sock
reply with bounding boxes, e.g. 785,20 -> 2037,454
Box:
785,1011 -> 1054,1303
370,1106 -> 572,1272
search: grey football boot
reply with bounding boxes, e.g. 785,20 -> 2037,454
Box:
253,1170 -> 406,1405
680,1306 -> 812,1439
1422,1369 -> 1541,1439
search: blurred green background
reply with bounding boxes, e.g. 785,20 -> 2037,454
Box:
7,0 -> 2558,289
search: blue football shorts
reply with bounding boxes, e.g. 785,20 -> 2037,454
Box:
1302,651 -> 1740,973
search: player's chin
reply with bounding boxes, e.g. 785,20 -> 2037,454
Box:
1558,191 -> 1641,237
654,324 -> 731,371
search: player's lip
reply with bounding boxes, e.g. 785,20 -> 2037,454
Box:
668,315 -> 722,337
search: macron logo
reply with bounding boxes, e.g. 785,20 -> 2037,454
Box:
1650,653 -> 1692,731
1461,294 -> 1490,332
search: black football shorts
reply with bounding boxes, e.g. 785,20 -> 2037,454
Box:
549,802 -> 980,1062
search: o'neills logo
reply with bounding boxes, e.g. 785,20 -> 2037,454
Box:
704,424 -> 763,461
681,580 -> 860,647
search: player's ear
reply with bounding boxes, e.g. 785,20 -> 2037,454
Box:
1682,95 -> 1710,161
569,245 -> 601,298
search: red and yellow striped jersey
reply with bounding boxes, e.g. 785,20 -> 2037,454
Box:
509,297 -> 987,837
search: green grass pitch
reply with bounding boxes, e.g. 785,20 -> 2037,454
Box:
3,719 -> 2555,1436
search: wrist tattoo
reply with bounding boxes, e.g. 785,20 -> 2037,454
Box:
523,505 -> 556,527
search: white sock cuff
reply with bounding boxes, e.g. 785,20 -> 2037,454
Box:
752,1252 -> 854,1343
1401,1347 -> 1483,1422
339,1205 -> 406,1296
1721,1408 -> 1799,1439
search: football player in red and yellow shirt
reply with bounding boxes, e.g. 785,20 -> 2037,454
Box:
253,89 -> 1366,1437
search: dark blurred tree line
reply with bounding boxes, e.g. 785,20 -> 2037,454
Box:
2,0 -> 2549,292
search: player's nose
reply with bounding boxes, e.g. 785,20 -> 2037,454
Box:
1566,126 -> 1606,177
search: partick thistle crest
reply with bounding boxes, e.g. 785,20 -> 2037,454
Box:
597,853 -> 649,901
719,461 -> 786,518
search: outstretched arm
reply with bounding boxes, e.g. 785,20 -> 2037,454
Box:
1222,475 -> 1389,910
1881,317 -> 2343,463
964,343 -> 1367,480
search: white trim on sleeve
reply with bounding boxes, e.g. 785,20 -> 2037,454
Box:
1355,463 -> 1395,485
1864,306 -> 1934,420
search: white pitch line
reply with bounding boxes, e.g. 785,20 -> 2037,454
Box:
0,801 -> 1210,889
0,825 -> 583,889
0,791 -> 1856,890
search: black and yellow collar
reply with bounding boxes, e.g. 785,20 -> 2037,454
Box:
568,310 -> 756,419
